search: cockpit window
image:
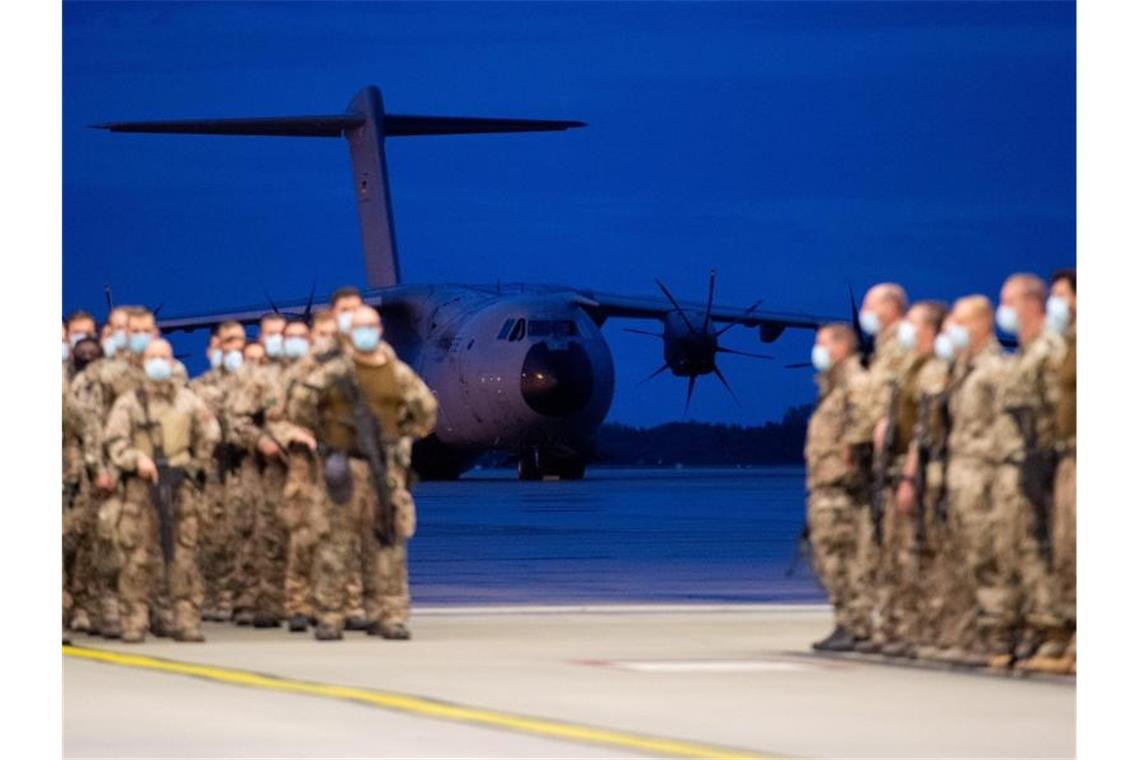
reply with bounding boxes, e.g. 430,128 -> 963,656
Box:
527,320 -> 578,338
508,318 -> 527,342
497,319 -> 515,340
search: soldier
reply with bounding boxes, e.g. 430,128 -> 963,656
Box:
990,273 -> 1065,669
1039,268 -> 1076,674
805,323 -> 868,651
888,301 -> 950,656
99,307 -> 130,360
331,286 -> 364,335
243,341 -> 267,366
284,305 -> 437,641
195,321 -> 248,622
71,306 -> 158,638
103,338 -> 220,643
847,283 -> 910,654
227,313 -> 292,627
65,310 -> 98,352
265,313 -> 334,632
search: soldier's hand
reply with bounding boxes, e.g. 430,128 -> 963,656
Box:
873,419 -> 888,454
94,471 -> 114,494
288,430 -> 317,452
136,454 -> 159,484
257,435 -> 283,460
896,479 -> 916,514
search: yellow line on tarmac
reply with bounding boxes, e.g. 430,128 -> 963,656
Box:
64,645 -> 775,760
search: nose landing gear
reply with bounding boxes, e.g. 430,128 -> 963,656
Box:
517,444 -> 587,481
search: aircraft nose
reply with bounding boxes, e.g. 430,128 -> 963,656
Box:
520,341 -> 594,418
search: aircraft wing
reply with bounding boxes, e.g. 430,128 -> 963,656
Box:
580,290 -> 842,339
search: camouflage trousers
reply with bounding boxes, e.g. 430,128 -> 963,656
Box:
1052,452 -> 1076,628
312,452 -> 416,631
281,455 -> 321,619
93,491 -> 126,632
847,501 -> 877,640
253,460 -> 288,620
869,486 -> 906,646
197,474 -> 229,615
991,463 -> 1059,641
116,477 -> 203,639
806,488 -> 860,635
943,456 -> 1003,653
224,458 -> 261,615
62,481 -> 88,627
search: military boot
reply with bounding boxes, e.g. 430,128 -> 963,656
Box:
344,615 -> 371,631
812,626 -> 856,652
367,622 -> 411,640
173,629 -> 206,643
314,624 -> 342,641
100,619 -> 122,640
252,614 -> 280,629
287,614 -> 309,633
233,609 -> 255,626
69,609 -> 92,634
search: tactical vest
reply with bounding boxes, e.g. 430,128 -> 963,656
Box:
319,356 -> 404,450
132,389 -> 194,468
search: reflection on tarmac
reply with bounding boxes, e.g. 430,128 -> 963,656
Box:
64,606 -> 1075,759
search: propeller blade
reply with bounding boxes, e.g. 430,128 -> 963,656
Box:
715,297 -> 766,336
655,279 -> 698,335
712,365 -> 742,407
262,287 -> 282,315
684,375 -> 697,414
637,363 -> 671,386
624,327 -> 663,338
152,303 -> 164,318
103,284 -> 114,315
701,269 -> 717,333
716,346 -> 773,360
784,361 -> 814,369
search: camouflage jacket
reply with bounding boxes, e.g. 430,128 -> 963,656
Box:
104,380 -> 221,478
226,361 -> 288,452
805,355 -> 866,491
990,329 -> 1064,464
946,341 -> 1006,464
286,341 -> 438,448
71,356 -> 146,478
848,321 -> 910,445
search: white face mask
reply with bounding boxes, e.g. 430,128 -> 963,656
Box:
947,324 -> 970,350
223,350 -> 244,373
1046,295 -> 1072,334
811,344 -> 832,373
995,305 -> 1020,335
897,320 -> 917,351
102,338 -> 118,358
68,331 -> 90,348
337,311 -> 353,334
263,334 -> 284,359
62,342 -> 71,362
858,310 -> 881,336
934,333 -> 957,362
209,349 -> 223,369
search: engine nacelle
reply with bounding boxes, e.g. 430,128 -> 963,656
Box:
759,323 -> 786,343
662,311 -> 717,376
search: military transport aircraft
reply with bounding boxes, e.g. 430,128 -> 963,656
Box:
96,85 -> 836,480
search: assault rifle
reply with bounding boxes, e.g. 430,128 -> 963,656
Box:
1005,405 -> 1055,565
334,373 -> 396,547
137,389 -> 184,566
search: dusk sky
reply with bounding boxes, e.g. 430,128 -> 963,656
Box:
63,1 -> 1075,426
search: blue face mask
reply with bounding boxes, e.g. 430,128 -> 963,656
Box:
68,331 -> 90,348
112,330 -> 129,350
858,310 -> 881,336
209,349 -> 223,369
811,345 -> 832,372
995,305 -> 1020,335
128,332 -> 152,355
263,334 -> 284,358
897,320 -> 917,351
284,336 -> 310,359
934,334 -> 957,362
62,342 -> 71,362
351,326 -> 381,354
223,350 -> 244,373
337,311 -> 354,334
1046,296 -> 1072,334
144,358 -> 172,382
102,338 -> 118,359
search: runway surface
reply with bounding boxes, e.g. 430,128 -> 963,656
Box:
64,605 -> 1074,759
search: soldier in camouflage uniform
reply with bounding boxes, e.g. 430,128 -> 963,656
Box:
805,323 -> 868,651
888,302 -> 950,656
190,325 -> 242,621
70,306 -> 159,638
1042,269 -> 1076,674
847,283 -> 910,654
264,312 -> 337,632
284,305 -> 437,641
227,313 -> 291,627
989,274 -> 1066,669
103,339 -> 220,643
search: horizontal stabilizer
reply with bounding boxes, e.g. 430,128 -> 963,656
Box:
93,115 -> 364,137
94,115 -> 584,138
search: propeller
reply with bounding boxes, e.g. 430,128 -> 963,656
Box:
631,269 -> 772,413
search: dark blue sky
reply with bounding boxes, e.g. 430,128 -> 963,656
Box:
63,1 -> 1074,426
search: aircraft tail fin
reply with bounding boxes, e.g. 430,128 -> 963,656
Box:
95,86 -> 585,289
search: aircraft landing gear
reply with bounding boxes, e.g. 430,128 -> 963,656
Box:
517,446 -> 587,481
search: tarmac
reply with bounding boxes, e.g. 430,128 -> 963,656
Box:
63,604 -> 1074,759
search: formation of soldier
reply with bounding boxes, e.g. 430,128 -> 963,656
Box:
61,286 -> 438,644
804,271 -> 1076,675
